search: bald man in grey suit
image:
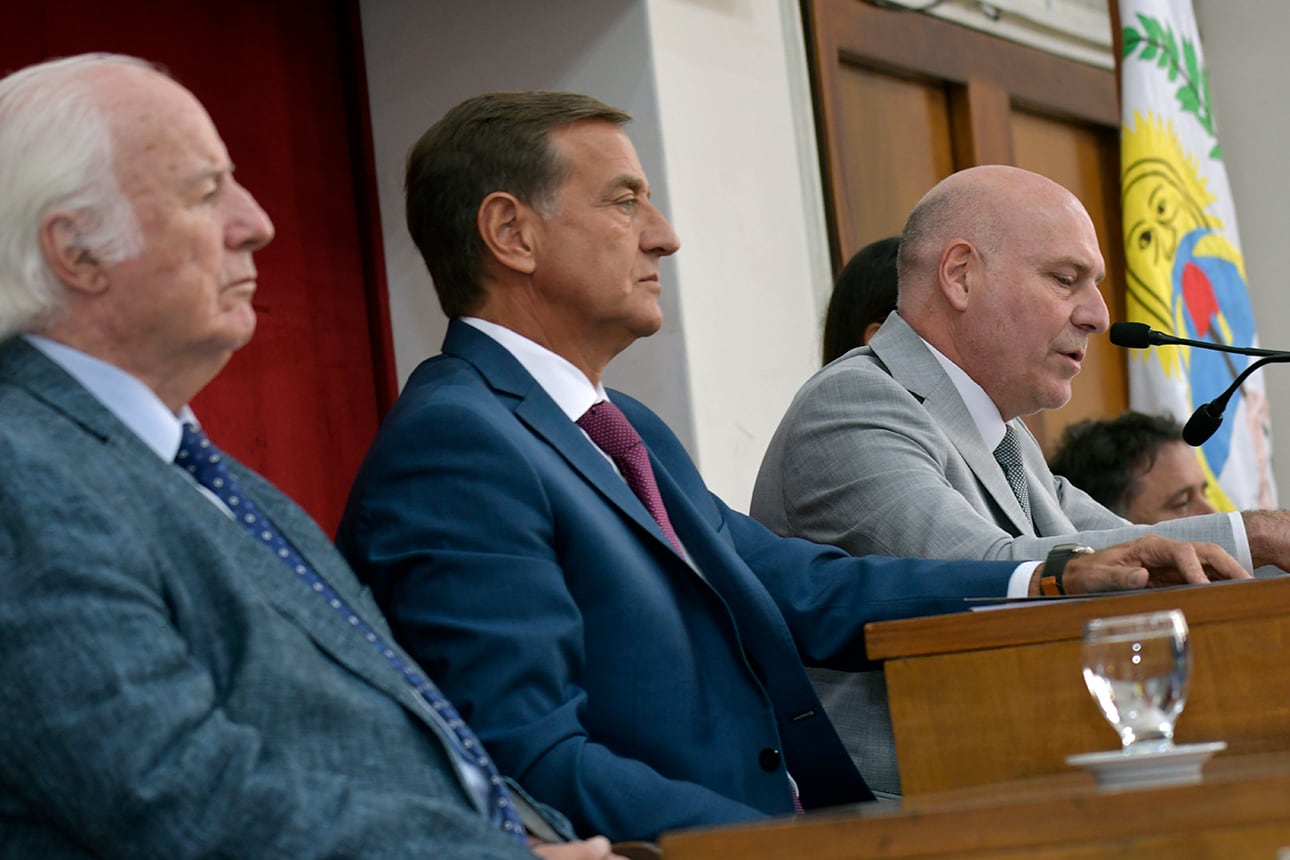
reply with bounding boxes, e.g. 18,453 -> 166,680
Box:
0,53 -> 618,860
752,166 -> 1273,795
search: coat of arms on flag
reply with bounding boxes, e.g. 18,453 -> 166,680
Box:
1119,0 -> 1275,510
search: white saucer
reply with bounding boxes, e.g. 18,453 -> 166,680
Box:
1066,741 -> 1227,790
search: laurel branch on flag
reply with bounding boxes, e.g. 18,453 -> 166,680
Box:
1122,12 -> 1221,160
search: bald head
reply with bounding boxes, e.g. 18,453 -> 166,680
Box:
895,165 -> 1109,420
898,166 -> 1095,311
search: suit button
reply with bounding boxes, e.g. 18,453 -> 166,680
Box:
759,748 -> 781,772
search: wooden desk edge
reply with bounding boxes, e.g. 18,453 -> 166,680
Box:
658,750 -> 1290,859
866,576 -> 1289,661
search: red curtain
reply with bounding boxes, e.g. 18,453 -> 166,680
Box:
1,0 -> 395,534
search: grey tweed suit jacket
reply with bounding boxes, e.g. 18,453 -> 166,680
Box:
750,312 -> 1241,794
0,338 -> 536,859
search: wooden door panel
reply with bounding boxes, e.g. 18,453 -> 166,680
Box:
834,67 -> 955,262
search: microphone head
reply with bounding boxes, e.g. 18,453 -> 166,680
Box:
1182,406 -> 1223,446
1109,322 -> 1153,348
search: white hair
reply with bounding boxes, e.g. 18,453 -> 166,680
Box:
0,53 -> 150,340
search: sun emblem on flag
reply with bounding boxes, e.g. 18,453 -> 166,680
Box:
1121,110 -> 1254,489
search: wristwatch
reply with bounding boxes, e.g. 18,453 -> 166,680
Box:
1039,544 -> 1095,596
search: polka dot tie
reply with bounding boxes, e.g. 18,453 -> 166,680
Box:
577,400 -> 684,555
993,425 -> 1033,527
174,423 -> 526,840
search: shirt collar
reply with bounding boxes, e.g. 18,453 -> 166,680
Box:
917,334 -> 1008,450
461,317 -> 608,417
24,334 -> 195,461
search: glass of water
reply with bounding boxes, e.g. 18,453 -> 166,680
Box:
1080,609 -> 1190,753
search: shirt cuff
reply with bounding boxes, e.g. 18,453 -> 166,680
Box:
1227,510 -> 1254,572
1007,561 -> 1042,598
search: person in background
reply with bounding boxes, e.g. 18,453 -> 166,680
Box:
1049,411 -> 1217,524
0,53 -> 618,860
337,93 -> 1246,837
821,235 -> 900,364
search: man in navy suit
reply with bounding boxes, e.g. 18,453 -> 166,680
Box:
336,91 -> 1245,842
0,55 -> 621,860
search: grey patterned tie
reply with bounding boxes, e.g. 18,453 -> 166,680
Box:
993,425 -> 1033,527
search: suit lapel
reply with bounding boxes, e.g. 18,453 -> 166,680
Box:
208,463 -> 434,712
444,321 -> 685,558
0,339 -> 433,721
1,338 -> 118,443
873,316 -> 1035,536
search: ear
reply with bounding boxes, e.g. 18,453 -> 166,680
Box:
39,212 -> 110,295
477,191 -> 538,276
937,239 -> 976,312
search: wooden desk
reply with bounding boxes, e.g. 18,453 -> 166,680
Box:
865,576 -> 1290,796
660,750 -> 1290,859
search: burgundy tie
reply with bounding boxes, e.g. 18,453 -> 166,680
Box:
577,400 -> 684,554
578,403 -> 803,812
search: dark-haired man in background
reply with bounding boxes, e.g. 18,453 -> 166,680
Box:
1050,411 -> 1217,524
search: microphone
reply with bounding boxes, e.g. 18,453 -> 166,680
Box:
1109,322 -> 1290,358
1182,353 -> 1290,445
1107,321 -> 1161,349
1107,322 -> 1290,447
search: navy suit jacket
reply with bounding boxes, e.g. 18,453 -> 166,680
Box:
0,337 -> 537,859
337,320 -> 1017,841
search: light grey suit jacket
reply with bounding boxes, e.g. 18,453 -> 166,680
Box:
753,312 -> 1240,561
750,312 -> 1241,794
0,338 -> 538,859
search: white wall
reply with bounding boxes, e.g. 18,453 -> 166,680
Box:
642,0 -> 829,509
1194,0 -> 1290,500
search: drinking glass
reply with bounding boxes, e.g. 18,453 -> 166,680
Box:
1080,609 -> 1190,753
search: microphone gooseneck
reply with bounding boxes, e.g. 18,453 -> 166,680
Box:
1106,322 -> 1290,358
1106,321 -> 1290,447
1181,354 -> 1290,446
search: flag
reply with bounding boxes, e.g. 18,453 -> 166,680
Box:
1119,0 -> 1275,510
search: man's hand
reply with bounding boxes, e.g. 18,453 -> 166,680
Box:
530,836 -> 632,860
1029,534 -> 1251,596
1241,510 -> 1290,569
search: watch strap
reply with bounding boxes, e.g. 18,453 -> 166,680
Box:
1040,544 -> 1095,596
